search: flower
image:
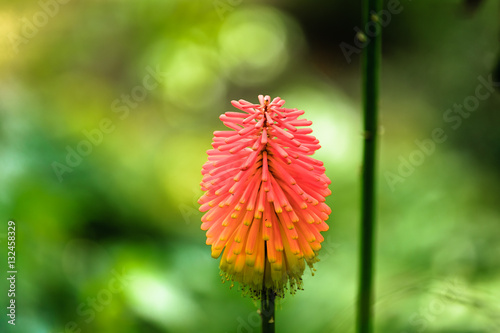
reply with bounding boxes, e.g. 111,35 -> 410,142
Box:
199,95 -> 331,298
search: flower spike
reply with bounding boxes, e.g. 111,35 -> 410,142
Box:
199,95 -> 331,298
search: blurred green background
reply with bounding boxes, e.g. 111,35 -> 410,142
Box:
1,0 -> 499,332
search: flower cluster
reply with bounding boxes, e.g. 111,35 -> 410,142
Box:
199,95 -> 331,298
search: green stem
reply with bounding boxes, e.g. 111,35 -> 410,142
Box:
261,245 -> 275,333
261,287 -> 275,333
357,0 -> 382,332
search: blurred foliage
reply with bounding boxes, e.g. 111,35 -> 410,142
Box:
0,0 -> 499,332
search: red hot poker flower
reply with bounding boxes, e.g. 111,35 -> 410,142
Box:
199,95 -> 331,298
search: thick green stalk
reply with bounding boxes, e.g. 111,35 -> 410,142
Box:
261,287 -> 275,333
357,0 -> 382,332
261,246 -> 275,333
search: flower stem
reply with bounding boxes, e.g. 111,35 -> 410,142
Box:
357,0 -> 382,332
261,245 -> 275,333
261,287 -> 275,333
